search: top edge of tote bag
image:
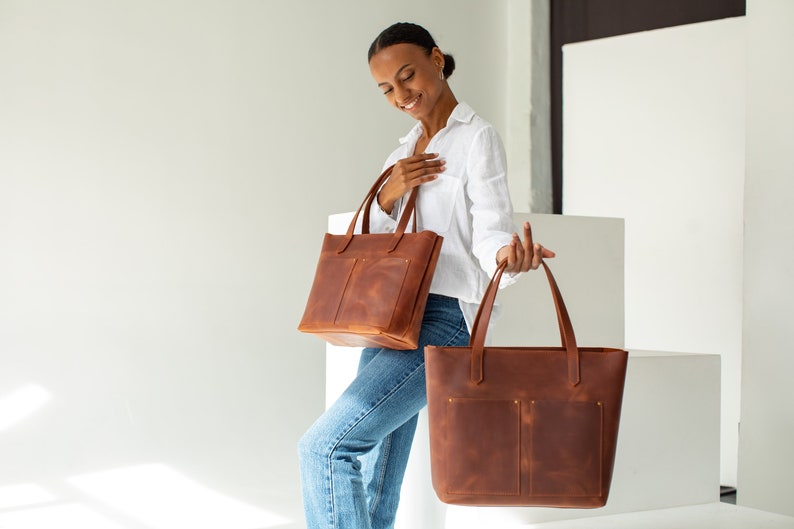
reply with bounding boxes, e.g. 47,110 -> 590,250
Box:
298,165 -> 443,350
425,258 -> 628,507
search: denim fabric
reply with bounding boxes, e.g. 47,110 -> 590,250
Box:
298,294 -> 470,529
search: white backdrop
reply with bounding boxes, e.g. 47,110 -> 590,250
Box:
561,18 -> 746,486
0,1 -> 529,527
739,0 -> 794,517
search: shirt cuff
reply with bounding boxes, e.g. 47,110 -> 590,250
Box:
375,192 -> 398,219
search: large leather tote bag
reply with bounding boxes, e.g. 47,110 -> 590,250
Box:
425,259 -> 628,507
298,165 -> 443,350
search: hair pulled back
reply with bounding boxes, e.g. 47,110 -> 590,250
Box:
368,22 -> 456,80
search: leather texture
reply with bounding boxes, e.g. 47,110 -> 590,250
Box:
298,165 -> 443,350
425,260 -> 628,507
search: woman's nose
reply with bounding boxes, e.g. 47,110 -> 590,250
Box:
393,84 -> 409,103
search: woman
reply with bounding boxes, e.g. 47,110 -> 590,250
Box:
298,22 -> 554,529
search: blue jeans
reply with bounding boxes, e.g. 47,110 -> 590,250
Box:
298,294 -> 470,529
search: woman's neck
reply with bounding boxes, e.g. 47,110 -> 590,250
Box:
418,90 -> 458,143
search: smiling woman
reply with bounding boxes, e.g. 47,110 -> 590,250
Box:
297,21 -> 554,529
367,25 -> 457,177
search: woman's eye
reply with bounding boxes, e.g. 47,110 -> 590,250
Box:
401,72 -> 414,82
383,87 -> 393,95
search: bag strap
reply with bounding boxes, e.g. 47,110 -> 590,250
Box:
360,165 -> 393,235
469,259 -> 581,387
337,164 -> 419,254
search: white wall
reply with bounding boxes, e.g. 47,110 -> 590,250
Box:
505,0 -> 552,213
738,0 -> 794,517
0,1 -> 522,527
561,18 -> 746,486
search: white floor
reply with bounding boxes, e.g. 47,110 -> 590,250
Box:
523,503 -> 794,529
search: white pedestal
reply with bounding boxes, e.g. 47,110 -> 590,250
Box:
513,503 -> 794,529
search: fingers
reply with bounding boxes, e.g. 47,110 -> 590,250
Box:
381,154 -> 445,207
407,154 -> 445,182
523,221 -> 534,267
530,243 -> 544,270
509,234 -> 523,270
500,221 -> 556,274
503,234 -> 532,274
510,223 -> 535,273
396,153 -> 445,186
529,243 -> 556,268
408,152 -> 442,163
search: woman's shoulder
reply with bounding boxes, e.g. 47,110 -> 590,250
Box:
450,103 -> 499,139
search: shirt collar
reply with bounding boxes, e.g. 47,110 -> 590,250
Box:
398,102 -> 475,144
449,102 -> 475,124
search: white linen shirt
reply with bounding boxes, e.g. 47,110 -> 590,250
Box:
367,102 -> 518,331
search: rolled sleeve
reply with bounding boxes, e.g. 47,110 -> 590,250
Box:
466,127 -> 519,287
365,196 -> 398,233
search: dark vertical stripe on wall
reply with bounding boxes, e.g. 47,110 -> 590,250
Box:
549,0 -> 746,214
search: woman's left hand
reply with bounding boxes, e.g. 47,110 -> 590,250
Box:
496,221 -> 556,273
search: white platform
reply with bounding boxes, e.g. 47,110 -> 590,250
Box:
520,503 -> 794,529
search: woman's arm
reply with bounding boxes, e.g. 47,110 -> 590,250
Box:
467,126 -> 553,276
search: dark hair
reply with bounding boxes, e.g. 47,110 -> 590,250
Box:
368,22 -> 456,79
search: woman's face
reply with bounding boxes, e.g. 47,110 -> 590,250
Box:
369,43 -> 445,121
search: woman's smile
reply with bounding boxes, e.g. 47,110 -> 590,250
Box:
402,94 -> 421,112
369,42 -> 455,129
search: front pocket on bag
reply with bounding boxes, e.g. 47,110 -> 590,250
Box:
530,400 -> 603,497
335,257 -> 410,330
446,398 -> 521,496
301,257 -> 356,326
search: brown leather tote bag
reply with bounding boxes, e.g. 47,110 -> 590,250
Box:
298,165 -> 443,350
425,259 -> 628,507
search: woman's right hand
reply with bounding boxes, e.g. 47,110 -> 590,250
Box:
377,153 -> 446,214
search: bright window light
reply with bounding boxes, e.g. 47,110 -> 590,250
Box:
0,483 -> 56,510
68,463 -> 290,529
0,504 -> 124,529
0,384 -> 51,431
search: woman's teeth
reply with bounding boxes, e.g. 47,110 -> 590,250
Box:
404,96 -> 419,110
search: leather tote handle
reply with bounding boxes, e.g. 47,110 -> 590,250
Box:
337,164 -> 419,254
468,259 -> 581,387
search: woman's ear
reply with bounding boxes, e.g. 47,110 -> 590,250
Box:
431,47 -> 445,71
